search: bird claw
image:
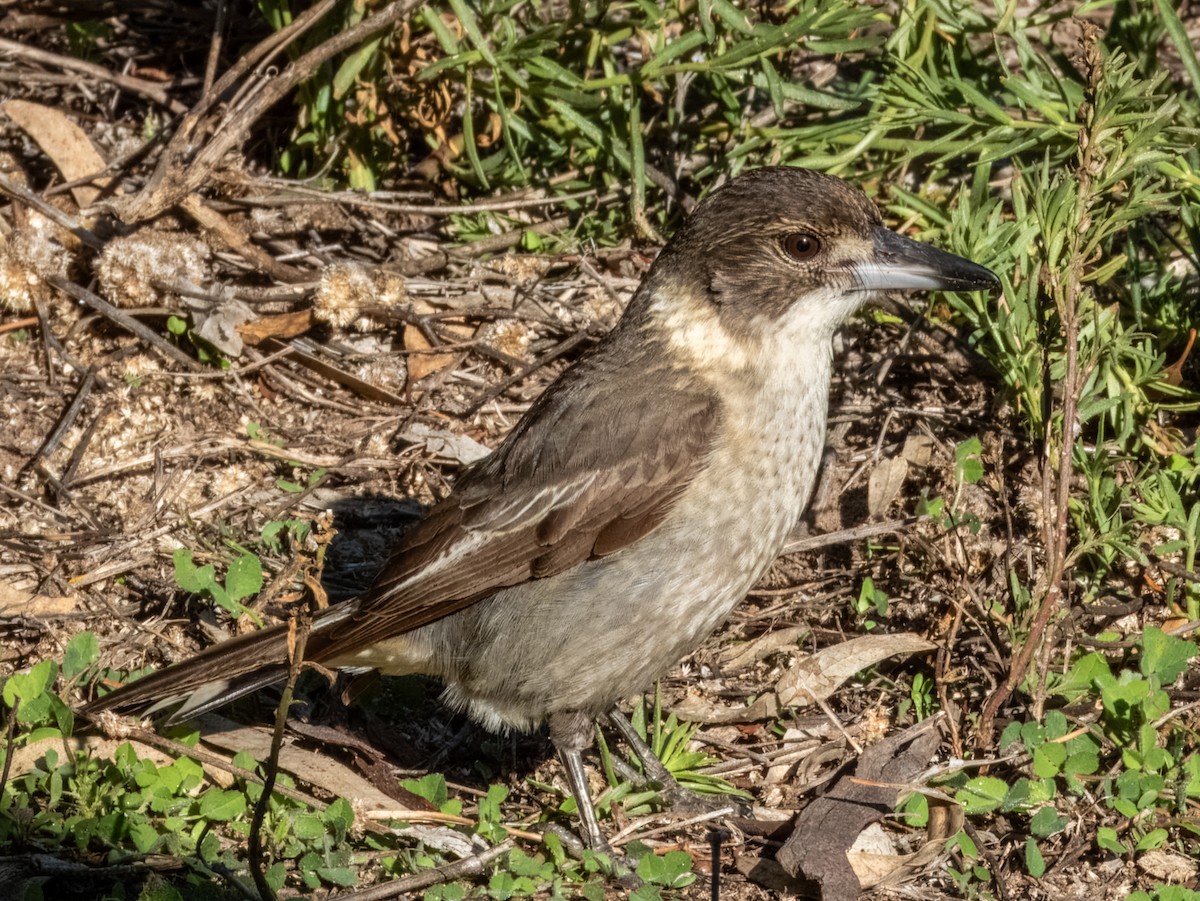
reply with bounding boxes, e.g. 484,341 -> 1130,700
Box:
531,822 -> 641,888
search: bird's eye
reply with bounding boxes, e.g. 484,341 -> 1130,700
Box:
782,232 -> 821,262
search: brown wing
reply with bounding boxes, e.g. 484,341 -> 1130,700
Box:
85,327 -> 718,719
309,339 -> 719,661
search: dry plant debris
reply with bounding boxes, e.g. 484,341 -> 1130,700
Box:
0,2 -> 1198,901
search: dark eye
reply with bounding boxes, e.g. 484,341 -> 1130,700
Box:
782,232 -> 821,261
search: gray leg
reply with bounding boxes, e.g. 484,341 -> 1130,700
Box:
548,711 -> 642,890
607,708 -> 676,786
607,708 -> 749,816
548,711 -> 608,852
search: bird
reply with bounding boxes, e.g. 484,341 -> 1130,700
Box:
85,166 -> 999,853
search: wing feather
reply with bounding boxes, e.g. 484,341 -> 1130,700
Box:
309,346 -> 719,661
89,331 -> 721,714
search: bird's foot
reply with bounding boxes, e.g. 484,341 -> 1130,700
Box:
534,822 -> 640,889
606,709 -> 750,819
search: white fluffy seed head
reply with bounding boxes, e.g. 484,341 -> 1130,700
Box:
311,263 -> 407,331
96,230 -> 210,307
0,211 -> 73,313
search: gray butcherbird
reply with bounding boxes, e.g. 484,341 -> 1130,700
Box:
86,167 -> 999,852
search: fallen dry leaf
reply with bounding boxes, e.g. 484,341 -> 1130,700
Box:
776,632 -> 935,709
847,793 -> 962,888
2,100 -> 117,210
719,623 -> 809,671
404,298 -> 473,381
238,309 -> 315,346
675,633 -> 935,724
867,456 -> 908,518
1138,848 -> 1198,883
776,720 -> 943,901
198,715 -> 417,815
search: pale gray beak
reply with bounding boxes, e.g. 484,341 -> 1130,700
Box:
851,227 -> 1000,293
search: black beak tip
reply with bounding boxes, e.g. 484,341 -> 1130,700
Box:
869,226 -> 1002,295
945,261 -> 1002,293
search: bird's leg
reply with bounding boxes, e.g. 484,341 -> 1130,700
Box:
548,710 -> 608,853
607,708 -> 749,816
607,708 -> 675,789
548,711 -> 642,888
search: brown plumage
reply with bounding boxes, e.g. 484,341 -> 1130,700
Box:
86,167 -> 998,851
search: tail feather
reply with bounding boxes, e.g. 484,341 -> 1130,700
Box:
84,620 -> 295,720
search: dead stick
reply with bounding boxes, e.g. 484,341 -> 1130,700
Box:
46,275 -> 205,371
0,37 -> 188,114
124,0 -> 423,221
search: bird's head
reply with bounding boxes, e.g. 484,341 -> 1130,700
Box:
636,166 -> 998,368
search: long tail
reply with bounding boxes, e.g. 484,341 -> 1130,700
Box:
84,611 -> 338,722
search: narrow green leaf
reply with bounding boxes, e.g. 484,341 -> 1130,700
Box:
448,0 -> 497,66
1154,0 -> 1200,97
332,37 -> 382,100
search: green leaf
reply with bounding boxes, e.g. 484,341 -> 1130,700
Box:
1153,0 -> 1200,95
198,788 -> 247,822
293,813 -> 325,840
137,879 -> 184,901
447,0 -> 498,67
265,863 -> 287,892
1139,626 -> 1197,683
324,797 -> 354,843
1024,838 -> 1045,877
1032,742 -> 1067,778
173,548 -> 215,594
3,659 -> 56,708
488,871 -> 516,899
317,866 -> 358,887
1064,747 -> 1100,778
1134,828 -> 1169,852
954,436 -> 984,485
332,37 -> 382,100
955,777 -> 1010,814
636,849 -> 695,888
1096,826 -> 1127,855
129,819 -> 160,854
1029,806 -> 1066,837
401,773 -> 449,808
62,631 -> 99,680
225,553 -> 263,603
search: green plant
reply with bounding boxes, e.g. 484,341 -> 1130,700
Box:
946,627 -> 1198,877
173,546 -> 264,620
854,575 -> 889,628
166,313 -> 231,369
623,691 -> 750,802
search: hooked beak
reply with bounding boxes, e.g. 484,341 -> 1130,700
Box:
851,227 -> 1000,293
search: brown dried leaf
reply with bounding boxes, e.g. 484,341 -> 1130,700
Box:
847,794 -> 961,888
867,456 -> 908,518
901,433 -> 936,467
1,100 -> 117,210
776,633 -> 935,709
198,716 -> 407,813
776,721 -> 942,900
671,692 -> 778,725
719,624 -> 809,671
1138,849 -> 1199,883
404,299 -> 473,381
238,309 -> 315,346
